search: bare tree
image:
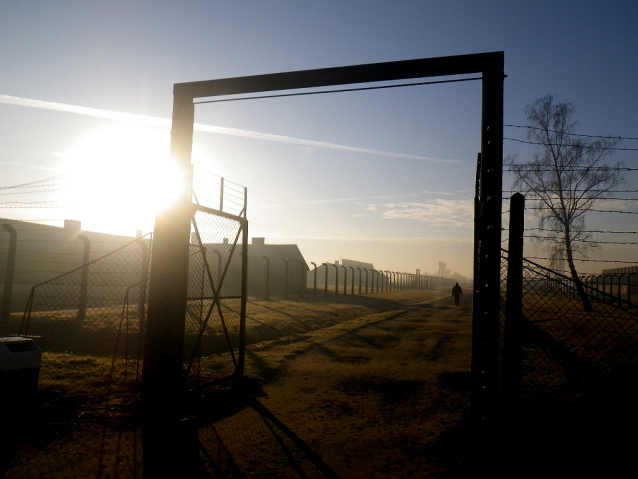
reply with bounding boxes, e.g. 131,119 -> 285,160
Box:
507,95 -> 623,311
437,261 -> 451,278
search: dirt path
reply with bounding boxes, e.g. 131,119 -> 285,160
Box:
250,294 -> 472,478
186,294 -> 472,478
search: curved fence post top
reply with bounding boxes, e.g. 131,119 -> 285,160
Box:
2,223 -> 16,234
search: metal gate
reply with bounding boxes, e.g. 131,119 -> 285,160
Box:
183,203 -> 247,391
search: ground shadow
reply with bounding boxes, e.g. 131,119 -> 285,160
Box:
184,385 -> 341,478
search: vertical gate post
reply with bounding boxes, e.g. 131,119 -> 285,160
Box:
141,89 -> 194,477
1,224 -> 17,323
77,234 -> 90,321
332,263 -> 339,295
470,53 -> 504,468
503,193 -> 525,410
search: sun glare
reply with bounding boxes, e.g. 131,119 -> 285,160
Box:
65,125 -> 183,236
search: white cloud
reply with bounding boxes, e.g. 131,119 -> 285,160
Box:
257,233 -> 473,245
382,199 -> 474,228
258,193 -> 411,209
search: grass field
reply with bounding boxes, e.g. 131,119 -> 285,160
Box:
0,289 -> 452,410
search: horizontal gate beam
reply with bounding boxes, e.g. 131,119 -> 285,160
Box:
175,52 -> 503,99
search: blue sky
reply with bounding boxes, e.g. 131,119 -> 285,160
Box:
1,1 -> 637,277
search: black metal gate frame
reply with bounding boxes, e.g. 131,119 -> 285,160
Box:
141,52 -> 505,468
185,203 -> 248,388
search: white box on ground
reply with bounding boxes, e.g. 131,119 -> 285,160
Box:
0,337 -> 42,371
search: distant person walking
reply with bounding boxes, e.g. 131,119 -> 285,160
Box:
451,282 -> 463,306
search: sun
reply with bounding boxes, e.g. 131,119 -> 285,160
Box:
65,125 -> 184,236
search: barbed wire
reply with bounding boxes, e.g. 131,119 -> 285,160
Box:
0,187 -> 71,197
502,196 -> 638,201
501,238 -> 638,247
523,207 -> 638,214
193,76 -> 483,105
0,200 -> 67,205
0,206 -> 69,209
504,189 -> 638,194
526,227 -> 638,235
504,137 -> 638,151
504,124 -> 638,142
524,256 -> 638,264
0,174 -> 69,190
504,166 -> 638,172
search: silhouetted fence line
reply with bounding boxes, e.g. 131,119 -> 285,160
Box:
500,249 -> 638,408
302,264 -> 456,298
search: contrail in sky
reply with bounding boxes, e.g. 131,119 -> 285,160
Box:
0,94 -> 457,163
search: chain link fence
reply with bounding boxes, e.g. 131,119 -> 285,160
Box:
500,249 -> 638,404
0,235 -> 152,410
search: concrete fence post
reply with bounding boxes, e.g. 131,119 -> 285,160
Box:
262,256 -> 270,300
349,267 -> 355,294
341,265 -> 347,295
364,268 -> 369,294
323,263 -> 329,296
77,234 -> 90,321
311,262 -> 317,297
1,224 -> 17,323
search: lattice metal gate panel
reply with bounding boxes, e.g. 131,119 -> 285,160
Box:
183,204 -> 247,391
